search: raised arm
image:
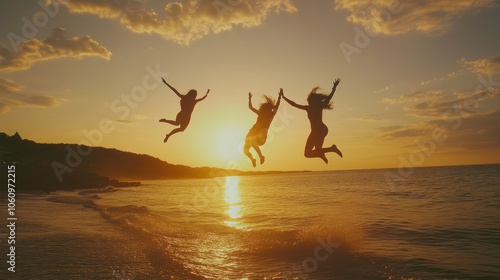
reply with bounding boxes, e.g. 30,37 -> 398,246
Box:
195,89 -> 210,102
280,89 -> 307,110
162,78 -> 183,98
324,78 -> 341,104
272,89 -> 282,114
248,92 -> 259,114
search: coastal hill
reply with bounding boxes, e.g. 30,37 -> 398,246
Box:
0,132 -> 283,192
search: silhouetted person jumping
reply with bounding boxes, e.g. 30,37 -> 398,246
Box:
159,78 -> 210,143
280,79 -> 342,163
244,90 -> 281,167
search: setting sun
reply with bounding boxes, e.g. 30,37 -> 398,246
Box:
212,126 -> 246,162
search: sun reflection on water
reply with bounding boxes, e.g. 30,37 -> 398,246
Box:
224,176 -> 244,229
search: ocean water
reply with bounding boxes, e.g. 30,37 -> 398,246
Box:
5,164 -> 500,279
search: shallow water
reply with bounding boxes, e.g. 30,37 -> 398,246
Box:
5,164 -> 500,279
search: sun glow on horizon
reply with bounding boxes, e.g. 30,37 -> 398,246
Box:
212,126 -> 246,163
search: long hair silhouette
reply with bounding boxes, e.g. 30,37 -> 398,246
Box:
280,79 -> 342,163
244,90 -> 281,167
308,87 -> 333,110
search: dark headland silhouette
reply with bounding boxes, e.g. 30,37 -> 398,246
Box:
0,132 -> 301,193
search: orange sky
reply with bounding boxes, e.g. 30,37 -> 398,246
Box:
1,0 -> 499,171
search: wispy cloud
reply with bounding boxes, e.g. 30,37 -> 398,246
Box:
348,114 -> 385,121
0,78 -> 22,93
0,78 -> 66,114
378,122 -> 437,140
419,70 -> 465,86
418,54 -> 500,87
385,54 -> 500,118
431,109 -> 500,150
378,110 -> 500,151
373,85 -> 393,93
57,0 -> 297,45
462,55 -> 500,76
113,119 -> 136,125
383,90 -> 447,105
335,0 -> 495,35
383,88 -> 499,118
0,28 -> 111,72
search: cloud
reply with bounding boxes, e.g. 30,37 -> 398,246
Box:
334,0 -> 495,35
0,78 -> 22,93
417,54 -> 500,88
431,109 -> 500,150
373,85 -> 393,93
383,90 -> 447,104
419,69 -> 465,86
0,78 -> 66,114
385,52 -> 500,118
348,114 -> 384,121
113,119 -> 136,125
378,122 -> 437,140
0,28 -> 111,72
383,88 -> 500,118
58,0 -> 297,45
462,55 -> 500,76
378,110 -> 500,151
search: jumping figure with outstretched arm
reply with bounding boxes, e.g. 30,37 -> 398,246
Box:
280,79 -> 342,163
243,89 -> 281,167
159,78 -> 210,143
